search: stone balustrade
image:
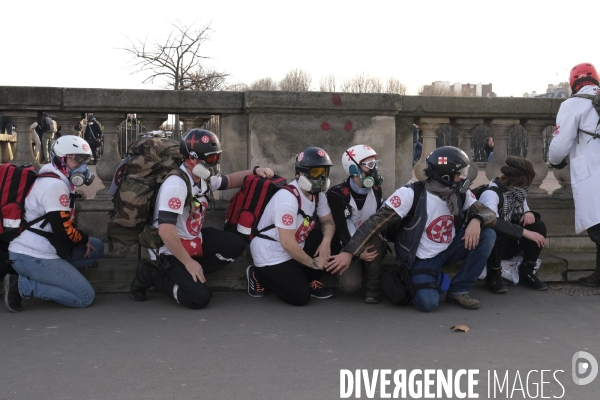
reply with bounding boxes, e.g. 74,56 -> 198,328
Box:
1,86 -> 587,255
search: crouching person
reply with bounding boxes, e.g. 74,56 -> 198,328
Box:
130,129 -> 273,309
327,145 -> 386,303
327,146 -> 497,312
246,147 -> 336,306
479,156 -> 548,293
6,136 -> 103,312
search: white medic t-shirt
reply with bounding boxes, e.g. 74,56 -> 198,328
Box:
384,185 -> 477,260
478,181 -> 530,218
9,164 -> 74,259
250,180 -> 331,267
151,164 -> 223,258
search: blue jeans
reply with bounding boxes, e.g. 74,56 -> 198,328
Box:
411,227 -> 496,312
487,151 -> 493,162
9,238 -> 104,308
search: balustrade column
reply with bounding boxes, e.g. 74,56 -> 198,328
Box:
522,119 -> 553,196
94,113 -> 126,200
9,111 -> 40,169
51,112 -> 85,136
552,158 -> 572,199
452,118 -> 484,182
179,114 -> 213,134
485,119 -> 520,181
139,114 -> 168,133
413,118 -> 449,181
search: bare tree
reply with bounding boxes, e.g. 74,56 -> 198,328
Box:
279,69 -> 312,91
186,65 -> 230,91
319,74 -> 337,92
340,73 -> 383,93
122,21 -> 221,90
226,82 -> 250,92
385,77 -> 407,95
250,77 -> 278,91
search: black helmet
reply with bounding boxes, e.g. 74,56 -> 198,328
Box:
295,147 -> 333,194
180,128 -> 222,167
294,146 -> 333,173
425,146 -> 470,185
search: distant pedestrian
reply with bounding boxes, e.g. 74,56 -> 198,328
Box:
413,124 -> 423,167
483,137 -> 494,162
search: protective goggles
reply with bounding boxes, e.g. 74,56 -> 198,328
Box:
69,154 -> 91,164
308,167 -> 330,179
361,159 -> 379,170
204,152 -> 221,165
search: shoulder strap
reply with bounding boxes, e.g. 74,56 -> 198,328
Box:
407,181 -> 425,220
165,167 -> 192,211
255,185 -> 303,241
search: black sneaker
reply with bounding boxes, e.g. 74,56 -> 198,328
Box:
364,289 -> 382,304
130,261 -> 158,302
486,269 -> 508,294
309,280 -> 333,299
518,262 -> 548,291
4,274 -> 22,313
246,265 -> 266,298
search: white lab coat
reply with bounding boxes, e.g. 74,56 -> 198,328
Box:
548,84 -> 600,233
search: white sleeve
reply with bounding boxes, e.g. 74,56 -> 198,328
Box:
478,190 -> 500,217
384,187 -> 413,218
44,181 -> 72,213
462,190 -> 478,211
523,199 -> 530,213
273,191 -> 300,230
548,101 -> 579,165
156,177 -> 187,215
316,191 -> 331,217
210,174 -> 224,190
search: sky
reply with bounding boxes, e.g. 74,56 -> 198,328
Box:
2,0 -> 598,97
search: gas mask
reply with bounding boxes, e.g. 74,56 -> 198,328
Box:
297,167 -> 330,194
455,166 -> 471,194
346,152 -> 383,188
68,163 -> 95,186
191,161 -> 220,182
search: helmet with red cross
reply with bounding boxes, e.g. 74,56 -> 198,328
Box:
180,128 -> 222,166
425,146 -> 470,186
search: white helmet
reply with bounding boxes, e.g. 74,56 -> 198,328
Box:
342,144 -> 378,176
52,136 -> 93,158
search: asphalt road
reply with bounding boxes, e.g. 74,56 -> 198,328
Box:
1,286 -> 599,400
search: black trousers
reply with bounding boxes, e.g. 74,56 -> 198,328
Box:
586,223 -> 600,270
254,231 -> 324,306
153,227 -> 246,309
487,219 -> 547,269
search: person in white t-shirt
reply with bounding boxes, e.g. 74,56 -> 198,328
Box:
327,146 -> 497,312
548,62 -> 600,287
246,147 -> 336,306
130,128 -> 274,310
478,156 -> 548,294
325,144 -> 386,304
5,136 -> 104,312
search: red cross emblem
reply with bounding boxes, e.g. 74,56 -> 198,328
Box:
363,145 -> 372,151
297,152 -> 304,162
115,164 -> 126,187
201,135 -> 210,143
346,149 -> 356,161
186,199 -> 206,235
168,198 -> 182,210
426,215 -> 454,243
186,135 -> 200,148
59,194 -> 69,207
438,157 -> 448,164
82,143 -> 90,152
390,195 -> 401,208
553,125 -> 560,137
318,150 -> 326,157
282,214 -> 294,226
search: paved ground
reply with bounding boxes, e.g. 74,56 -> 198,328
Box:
1,287 -> 599,399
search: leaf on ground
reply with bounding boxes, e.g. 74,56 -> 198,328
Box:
450,325 -> 469,333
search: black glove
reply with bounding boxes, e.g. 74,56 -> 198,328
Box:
550,158 -> 568,170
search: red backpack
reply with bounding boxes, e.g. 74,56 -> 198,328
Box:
224,174 -> 318,242
0,164 -> 59,243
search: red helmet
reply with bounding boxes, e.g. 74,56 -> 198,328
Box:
570,63 -> 600,92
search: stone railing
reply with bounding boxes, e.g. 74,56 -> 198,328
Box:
1,86 -> 585,253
